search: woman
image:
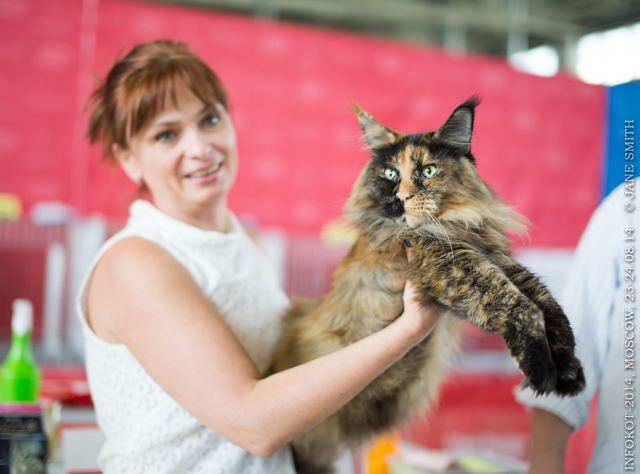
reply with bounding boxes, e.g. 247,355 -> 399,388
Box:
81,39 -> 441,473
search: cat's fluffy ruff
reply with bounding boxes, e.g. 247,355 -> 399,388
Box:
270,97 -> 585,474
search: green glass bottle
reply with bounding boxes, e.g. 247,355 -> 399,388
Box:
0,299 -> 41,404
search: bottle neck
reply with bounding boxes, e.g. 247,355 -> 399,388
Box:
7,331 -> 35,362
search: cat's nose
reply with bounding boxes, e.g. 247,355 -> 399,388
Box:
397,192 -> 412,203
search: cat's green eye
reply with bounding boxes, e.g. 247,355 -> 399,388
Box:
423,165 -> 437,178
384,169 -> 397,180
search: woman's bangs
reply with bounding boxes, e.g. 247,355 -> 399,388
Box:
127,65 -> 222,139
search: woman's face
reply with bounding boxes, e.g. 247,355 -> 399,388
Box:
117,84 -> 238,219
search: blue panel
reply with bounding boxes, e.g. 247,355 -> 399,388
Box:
604,81 -> 640,198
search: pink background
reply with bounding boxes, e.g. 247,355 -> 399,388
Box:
0,0 -> 604,246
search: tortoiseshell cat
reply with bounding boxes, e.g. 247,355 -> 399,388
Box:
270,96 -> 585,474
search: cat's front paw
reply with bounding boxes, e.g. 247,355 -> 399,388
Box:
552,350 -> 586,396
516,338 -> 558,395
541,307 -> 586,396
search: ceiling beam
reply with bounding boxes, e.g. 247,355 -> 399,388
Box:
167,0 -> 585,40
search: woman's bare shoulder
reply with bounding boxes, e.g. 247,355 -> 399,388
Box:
93,237 -> 194,297
88,237 -> 196,343
101,236 -> 176,267
106,236 -> 203,281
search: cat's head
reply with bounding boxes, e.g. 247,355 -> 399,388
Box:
347,96 -> 519,241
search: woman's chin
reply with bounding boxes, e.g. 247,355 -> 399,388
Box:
181,179 -> 230,203
189,188 -> 228,207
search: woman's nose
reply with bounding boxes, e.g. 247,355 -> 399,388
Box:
182,127 -> 208,159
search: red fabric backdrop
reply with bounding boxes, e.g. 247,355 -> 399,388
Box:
1,0 -> 604,246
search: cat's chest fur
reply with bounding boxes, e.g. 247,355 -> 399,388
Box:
317,236 -> 408,343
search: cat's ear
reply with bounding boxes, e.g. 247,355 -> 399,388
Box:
434,95 -> 481,152
352,103 -> 400,149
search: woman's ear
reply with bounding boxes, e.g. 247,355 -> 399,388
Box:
112,143 -> 142,184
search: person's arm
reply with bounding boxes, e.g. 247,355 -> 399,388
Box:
89,237 -> 439,458
528,408 -> 572,474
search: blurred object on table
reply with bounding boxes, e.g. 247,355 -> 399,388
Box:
387,442 -> 527,474
0,195 -> 21,222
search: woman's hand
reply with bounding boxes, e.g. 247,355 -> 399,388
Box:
399,242 -> 443,342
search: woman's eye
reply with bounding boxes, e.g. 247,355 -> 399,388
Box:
203,114 -> 220,126
384,169 -> 397,180
422,165 -> 437,178
155,130 -> 176,142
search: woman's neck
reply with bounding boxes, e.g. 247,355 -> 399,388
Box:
152,197 -> 230,232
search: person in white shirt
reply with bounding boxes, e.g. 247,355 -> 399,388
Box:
517,178 -> 639,473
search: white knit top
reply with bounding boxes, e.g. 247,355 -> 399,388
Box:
76,200 -> 296,474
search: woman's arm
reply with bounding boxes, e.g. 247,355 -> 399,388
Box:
527,408 -> 572,474
88,237 -> 439,457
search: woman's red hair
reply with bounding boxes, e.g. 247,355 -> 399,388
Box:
85,40 -> 228,165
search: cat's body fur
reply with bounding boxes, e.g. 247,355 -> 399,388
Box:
270,97 -> 585,474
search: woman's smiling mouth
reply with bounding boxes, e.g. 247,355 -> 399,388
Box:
184,162 -> 223,179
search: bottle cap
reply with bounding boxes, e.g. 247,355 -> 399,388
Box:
12,299 -> 33,336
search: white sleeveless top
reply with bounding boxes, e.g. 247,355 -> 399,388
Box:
76,200 -> 296,474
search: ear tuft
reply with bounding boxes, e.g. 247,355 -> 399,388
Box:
434,95 -> 481,152
349,101 -> 365,115
351,103 -> 399,149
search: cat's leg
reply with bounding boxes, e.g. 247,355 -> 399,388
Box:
291,421 -> 343,474
490,253 -> 585,395
291,446 -> 335,474
407,237 -> 558,395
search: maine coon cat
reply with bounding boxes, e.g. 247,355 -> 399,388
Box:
270,96 -> 585,474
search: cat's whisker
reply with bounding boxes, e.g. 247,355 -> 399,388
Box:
441,221 -> 485,237
424,214 -> 449,253
423,215 -> 458,287
426,212 -> 454,256
426,212 -> 460,288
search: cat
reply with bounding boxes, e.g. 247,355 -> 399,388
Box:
270,96 -> 585,474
